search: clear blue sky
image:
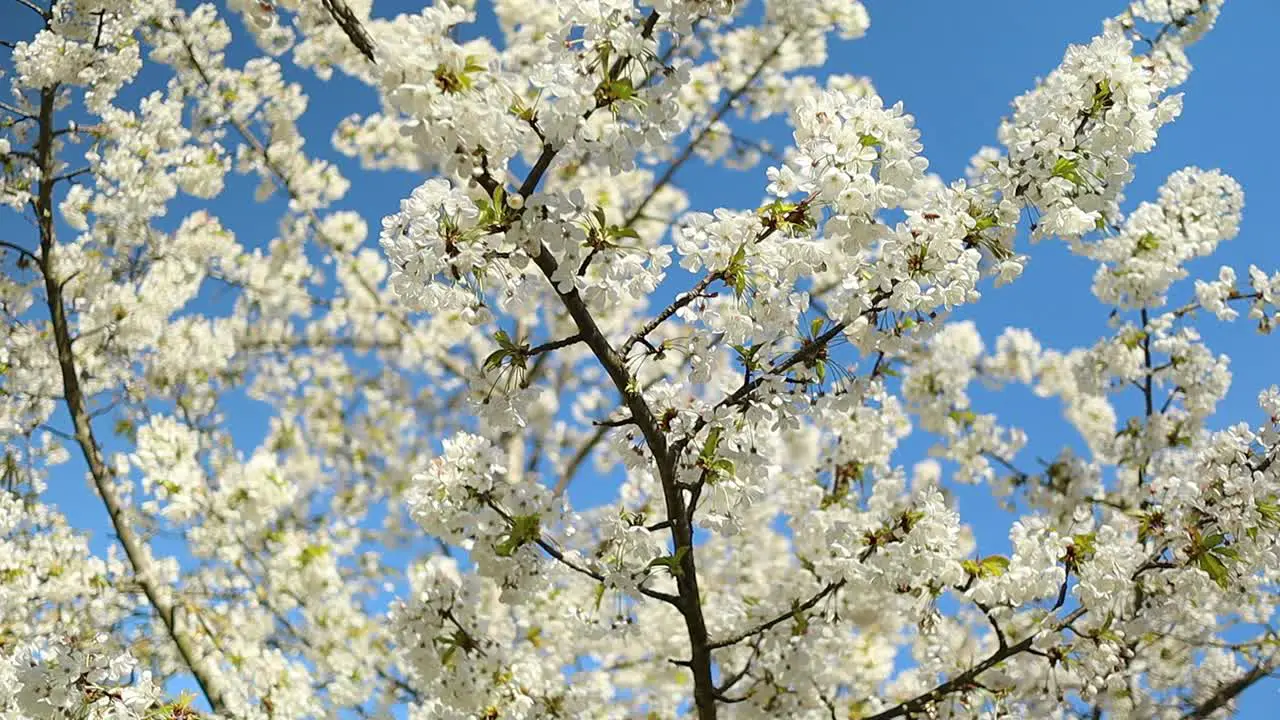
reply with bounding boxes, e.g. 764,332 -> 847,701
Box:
14,0 -> 1280,714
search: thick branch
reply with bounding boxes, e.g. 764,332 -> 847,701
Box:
511,12 -> 721,718
670,316 -> 858,463
0,239 -> 40,264
622,270 -> 722,355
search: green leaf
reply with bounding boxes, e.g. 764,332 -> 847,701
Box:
731,343 -> 766,374
1069,532 -> 1098,565
980,555 -> 1010,577
611,225 -> 641,241
483,349 -> 509,373
607,78 -> 635,100
971,213 -> 999,232
1089,78 -> 1113,116
440,644 -> 458,668
648,547 -> 690,578
495,329 -> 519,350
810,317 -> 825,338
898,509 -> 926,532
1135,232 -> 1160,253
298,544 -> 330,566
1199,533 -> 1225,551
1050,157 -> 1084,186
858,133 -> 882,148
699,428 -> 723,465
1258,496 -> 1280,525
791,607 -> 810,636
1197,552 -> 1230,590
1120,329 -> 1146,350
962,555 -> 1010,578
495,513 -> 542,557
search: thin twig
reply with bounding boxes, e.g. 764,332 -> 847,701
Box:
622,33 -> 792,228
709,581 -> 844,650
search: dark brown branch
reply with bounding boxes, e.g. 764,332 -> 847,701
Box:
709,580 -> 844,650
0,240 -> 39,264
320,0 -> 377,63
553,371 -> 677,497
622,270 -> 722,355
511,12 -> 722,717
555,425 -> 608,496
715,639 -> 761,694
1183,660 -> 1275,719
1170,291 -> 1261,319
0,100 -> 36,119
973,600 -> 1009,650
593,415 -> 638,428
622,193 -> 818,356
670,315 -> 860,463
527,333 -> 584,356
1139,308 -> 1154,487
862,607 -> 1087,720
11,0 -> 48,19
485,499 -> 681,606
31,83 -> 230,713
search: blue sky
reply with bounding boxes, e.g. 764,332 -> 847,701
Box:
9,0 -> 1280,715
827,3 -> 1280,714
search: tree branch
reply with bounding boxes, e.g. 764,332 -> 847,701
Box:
622,193 -> 818,356
0,239 -> 39,264
862,607 -> 1087,720
31,83 -> 231,714
506,12 -> 723,717
709,580 -> 844,649
622,32 -> 792,229
1183,659 -> 1276,719
320,0 -> 377,63
527,332 -> 584,357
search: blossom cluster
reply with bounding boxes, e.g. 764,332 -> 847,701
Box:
1,0 -> 1277,718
